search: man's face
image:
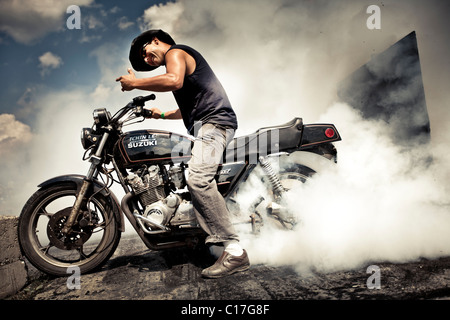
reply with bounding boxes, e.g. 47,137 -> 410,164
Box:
142,38 -> 164,67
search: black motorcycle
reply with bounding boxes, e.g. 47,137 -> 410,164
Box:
18,94 -> 341,276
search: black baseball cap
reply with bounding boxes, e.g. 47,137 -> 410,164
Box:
129,29 -> 176,71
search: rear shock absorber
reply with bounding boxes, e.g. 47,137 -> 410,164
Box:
259,156 -> 286,198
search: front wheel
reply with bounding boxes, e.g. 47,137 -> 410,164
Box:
18,182 -> 121,276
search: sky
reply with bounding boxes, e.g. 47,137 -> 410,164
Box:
1,0 -> 450,272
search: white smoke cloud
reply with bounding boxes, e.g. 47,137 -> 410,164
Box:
235,103 -> 450,273
139,0 -> 450,138
138,0 -> 450,273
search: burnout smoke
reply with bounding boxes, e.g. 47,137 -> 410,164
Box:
236,103 -> 450,274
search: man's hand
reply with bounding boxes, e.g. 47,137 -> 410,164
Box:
116,68 -> 136,92
146,108 -> 182,120
148,107 -> 162,119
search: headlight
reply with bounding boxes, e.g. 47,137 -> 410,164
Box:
93,108 -> 111,126
80,127 -> 101,150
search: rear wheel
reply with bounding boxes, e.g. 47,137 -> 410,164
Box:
18,182 -> 121,276
279,163 -> 315,188
232,160 -> 316,231
266,163 -> 316,228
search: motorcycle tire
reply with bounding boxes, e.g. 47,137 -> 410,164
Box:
18,182 -> 121,276
254,160 -> 316,228
278,163 -> 316,189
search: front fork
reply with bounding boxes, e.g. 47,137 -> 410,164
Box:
61,131 -> 110,234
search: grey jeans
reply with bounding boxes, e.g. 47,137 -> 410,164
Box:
187,123 -> 240,245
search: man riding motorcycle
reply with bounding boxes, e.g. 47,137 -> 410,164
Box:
116,29 -> 250,279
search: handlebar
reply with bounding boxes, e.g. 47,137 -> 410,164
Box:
110,94 -> 156,123
133,94 -> 155,118
135,105 -> 153,118
133,94 -> 156,106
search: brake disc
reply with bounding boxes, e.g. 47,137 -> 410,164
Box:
47,207 -> 93,250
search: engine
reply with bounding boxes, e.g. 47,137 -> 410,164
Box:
127,165 -> 168,207
126,165 -> 196,231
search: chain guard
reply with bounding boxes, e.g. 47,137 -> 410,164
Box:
47,207 -> 93,250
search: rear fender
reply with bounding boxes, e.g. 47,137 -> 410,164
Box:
300,124 -> 341,149
38,174 -> 125,232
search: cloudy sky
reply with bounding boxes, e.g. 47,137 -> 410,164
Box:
1,0 -> 449,215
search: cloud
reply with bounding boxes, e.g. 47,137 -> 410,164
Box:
79,32 -> 102,44
17,87 -> 35,108
139,1 -> 184,34
0,113 -> 33,214
38,51 -> 63,76
109,6 -> 121,15
0,113 -> 33,153
16,87 -> 41,120
0,0 -> 94,44
85,14 -> 104,29
0,87 -> 98,214
117,16 -> 135,30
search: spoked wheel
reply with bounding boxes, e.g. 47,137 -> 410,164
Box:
265,163 -> 316,229
18,182 -> 121,276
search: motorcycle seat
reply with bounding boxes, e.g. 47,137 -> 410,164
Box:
224,117 -> 303,163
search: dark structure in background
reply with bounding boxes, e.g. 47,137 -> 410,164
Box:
338,31 -> 430,146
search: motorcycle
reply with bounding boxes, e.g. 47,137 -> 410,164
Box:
18,94 -> 341,276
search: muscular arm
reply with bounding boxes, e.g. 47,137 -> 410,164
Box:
116,50 -> 187,92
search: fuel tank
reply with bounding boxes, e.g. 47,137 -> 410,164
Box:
114,129 -> 193,168
114,129 -> 247,196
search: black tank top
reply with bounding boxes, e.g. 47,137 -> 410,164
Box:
167,44 -> 238,135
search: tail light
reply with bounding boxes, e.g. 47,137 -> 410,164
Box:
325,128 -> 335,138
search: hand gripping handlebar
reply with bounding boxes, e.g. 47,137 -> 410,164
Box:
133,94 -> 156,118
